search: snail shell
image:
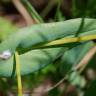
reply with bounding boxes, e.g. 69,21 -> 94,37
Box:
0,50 -> 11,60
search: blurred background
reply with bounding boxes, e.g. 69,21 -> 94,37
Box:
0,0 -> 96,96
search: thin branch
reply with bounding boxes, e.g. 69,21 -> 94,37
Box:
45,46 -> 96,92
74,46 -> 96,71
45,75 -> 68,92
21,0 -> 44,23
41,0 -> 56,18
12,0 -> 34,25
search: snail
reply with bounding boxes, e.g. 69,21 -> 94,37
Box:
0,50 -> 11,60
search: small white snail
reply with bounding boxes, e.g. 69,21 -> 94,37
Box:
0,50 -> 11,60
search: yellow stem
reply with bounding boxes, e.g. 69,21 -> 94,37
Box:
15,52 -> 23,96
42,34 -> 96,47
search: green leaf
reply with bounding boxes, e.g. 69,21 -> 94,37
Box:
0,18 -> 96,54
0,48 -> 63,77
59,41 -> 94,76
0,18 -> 96,77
